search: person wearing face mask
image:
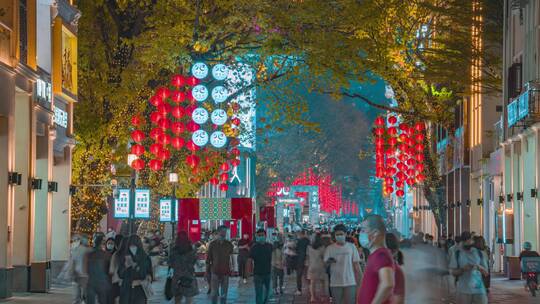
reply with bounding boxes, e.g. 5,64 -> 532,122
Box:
207,225 -> 234,304
249,229 -> 273,304
118,235 -> 153,304
69,234 -> 91,304
357,215 -> 395,304
237,233 -> 251,284
271,236 -> 285,295
86,233 -> 112,304
323,224 -> 361,304
449,231 -> 488,304
105,238 -> 116,254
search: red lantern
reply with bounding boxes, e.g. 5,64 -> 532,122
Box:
388,116 -> 398,125
406,178 -> 415,186
385,177 -> 393,185
187,121 -> 200,132
387,158 -> 397,166
186,154 -> 200,168
150,127 -> 164,140
406,158 -> 416,166
231,158 -> 241,167
385,148 -> 396,156
415,133 -> 425,142
149,159 -> 163,171
157,103 -> 171,115
171,106 -> 185,119
220,183 -> 229,192
385,186 -> 394,194
415,144 -> 425,152
158,133 -> 171,146
171,137 -> 185,150
158,118 -> 171,130
414,122 -> 425,132
388,127 -> 398,136
149,95 -> 163,107
171,122 -> 185,134
416,174 -> 426,182
187,76 -> 200,86
231,118 -> 241,126
374,128 -> 384,136
186,140 -> 199,151
171,91 -> 186,104
399,123 -> 409,132
406,138 -> 415,147
231,148 -> 240,156
156,86 -> 171,99
374,116 -> 385,126
220,162 -> 230,172
220,173 -> 229,182
398,154 -> 408,162
131,130 -> 145,143
416,163 -> 425,172
415,153 -> 425,162
158,148 -> 171,160
399,134 -> 407,142
150,112 -> 163,124
131,158 -> 145,171
396,171 -> 406,180
388,137 -> 397,146
150,143 -> 162,156
396,190 -> 405,197
131,144 -> 145,156
375,138 -> 384,146
131,115 -> 143,127
395,180 -> 404,189
171,74 -> 186,88
397,163 -> 407,171
398,144 -> 408,152
406,169 -> 416,177
210,177 -> 219,186
386,167 -> 397,176
376,169 -> 385,178
185,105 -> 196,116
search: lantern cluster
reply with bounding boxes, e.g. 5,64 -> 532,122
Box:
128,62 -> 243,192
373,115 -> 426,197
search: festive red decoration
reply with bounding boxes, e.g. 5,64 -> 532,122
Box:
210,177 -> 219,186
131,144 -> 145,156
150,143 -> 162,156
186,155 -> 200,168
219,183 -> 229,192
374,116 -> 385,126
150,127 -> 164,140
187,76 -> 200,86
158,118 -> 171,130
149,159 -> 163,171
415,153 -> 425,162
131,158 -> 145,171
396,190 -> 405,197
171,122 -> 185,134
171,106 -> 185,119
406,169 -> 416,177
399,123 -> 409,132
171,91 -> 186,104
231,118 -> 241,126
186,140 -> 199,151
158,148 -> 171,161
231,148 -> 240,156
415,163 -> 425,172
171,137 -> 185,150
220,173 -> 229,182
374,128 -> 384,136
149,95 -> 163,107
414,122 -> 425,131
406,178 -> 415,186
416,174 -> 426,182
387,158 -> 397,166
388,116 -> 397,125
415,133 -> 425,142
187,121 -> 200,132
415,144 -> 425,152
395,180 -> 404,189
388,127 -> 398,136
131,115 -> 143,127
388,137 -> 397,146
150,112 -> 163,124
157,103 -> 171,115
220,162 -> 230,172
375,138 -> 384,146
406,158 -> 416,166
131,130 -> 145,142
385,186 -> 394,194
171,75 -> 186,88
156,86 -> 171,99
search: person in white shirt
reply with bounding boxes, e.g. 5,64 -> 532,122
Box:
324,224 -> 361,304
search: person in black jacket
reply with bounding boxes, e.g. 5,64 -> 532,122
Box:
86,233 -> 112,304
118,235 -> 153,304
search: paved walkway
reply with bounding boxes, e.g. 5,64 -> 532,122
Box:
1,245 -> 538,303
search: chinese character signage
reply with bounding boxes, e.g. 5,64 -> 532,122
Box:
114,189 -> 130,219
159,198 -> 178,222
53,106 -> 68,128
36,79 -> 52,104
508,100 -> 518,127
134,189 -> 151,219
518,90 -> 529,120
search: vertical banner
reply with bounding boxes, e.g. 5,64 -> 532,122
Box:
134,189 -> 151,219
159,198 -> 178,222
114,189 -> 130,219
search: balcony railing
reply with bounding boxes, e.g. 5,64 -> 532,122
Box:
507,81 -> 540,130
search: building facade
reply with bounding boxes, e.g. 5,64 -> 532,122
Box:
0,0 -> 78,297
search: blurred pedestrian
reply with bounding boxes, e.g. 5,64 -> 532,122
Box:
324,224 -> 361,304
86,233 -> 112,304
386,233 -> 405,304
295,230 -> 310,295
118,235 -> 153,304
238,233 -> 251,284
284,234 -> 297,275
271,235 -> 285,295
69,234 -> 90,304
357,215 -> 395,304
169,231 -> 199,304
307,233 -> 328,302
250,229 -> 273,304
207,225 -> 234,304
105,237 -> 116,254
110,237 -> 126,304
473,236 -> 491,292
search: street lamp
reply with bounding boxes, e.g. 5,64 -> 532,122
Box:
169,172 -> 178,242
127,154 -> 138,235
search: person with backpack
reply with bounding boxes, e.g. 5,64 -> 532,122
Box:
449,231 -> 488,304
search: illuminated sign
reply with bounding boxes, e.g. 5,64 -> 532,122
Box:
53,106 -> 68,128
134,189 -> 151,219
36,79 -> 52,104
508,100 -> 518,127
159,198 -> 178,222
114,189 -> 130,219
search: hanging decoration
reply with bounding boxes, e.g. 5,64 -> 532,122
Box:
127,62 -> 243,192
373,115 -> 426,198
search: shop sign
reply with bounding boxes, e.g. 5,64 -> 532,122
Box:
54,106 -> 68,128
159,198 -> 178,222
134,189 -> 150,219
36,79 -> 52,104
114,189 -> 130,219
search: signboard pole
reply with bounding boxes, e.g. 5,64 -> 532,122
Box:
129,171 -> 136,235
171,184 -> 177,242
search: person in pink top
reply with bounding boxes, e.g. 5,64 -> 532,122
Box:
385,233 -> 405,304
357,215 -> 395,304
